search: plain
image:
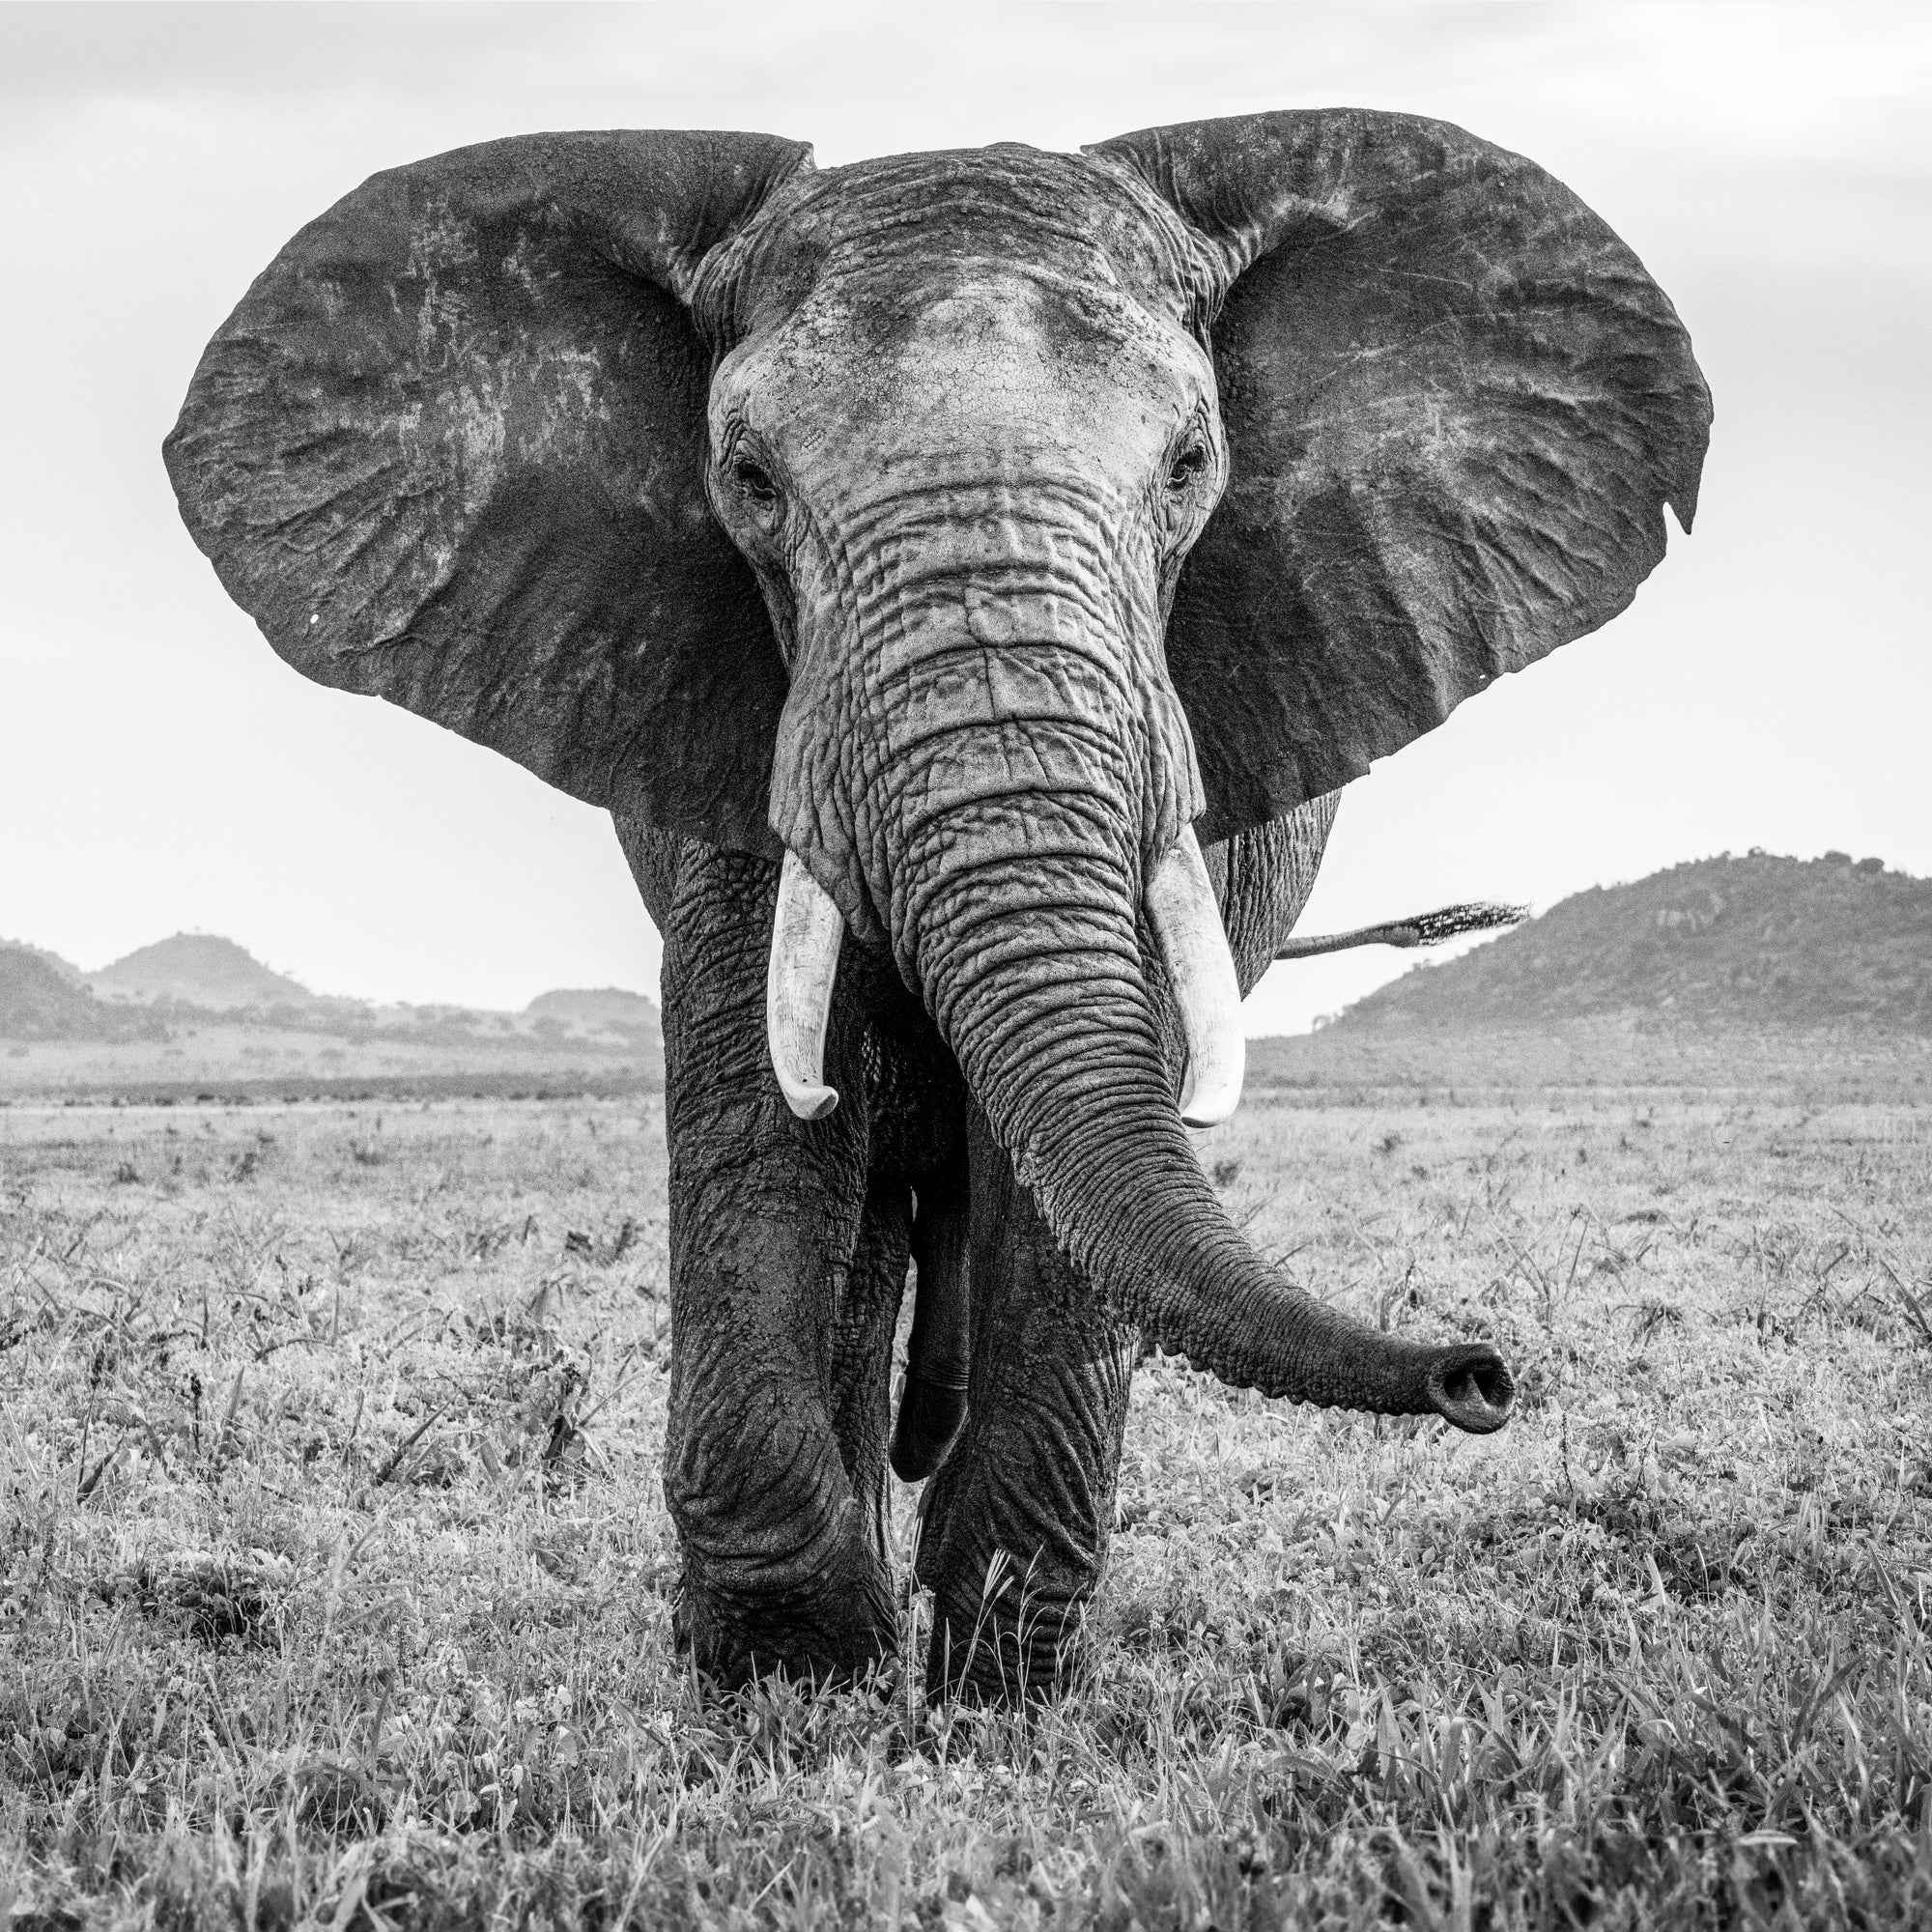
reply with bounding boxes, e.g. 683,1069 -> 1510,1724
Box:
2,1081 -> 1929,1928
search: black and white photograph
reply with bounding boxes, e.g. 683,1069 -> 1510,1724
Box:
2,3 -> 1927,1923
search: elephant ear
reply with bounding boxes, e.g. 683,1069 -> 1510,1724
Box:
165,129 -> 811,856
1088,110 -> 1712,844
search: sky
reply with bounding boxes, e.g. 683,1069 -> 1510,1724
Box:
1,1 -> 1927,1032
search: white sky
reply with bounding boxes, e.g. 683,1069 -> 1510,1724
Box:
2,1 -> 1927,1030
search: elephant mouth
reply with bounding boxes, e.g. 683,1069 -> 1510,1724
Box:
766,826 -> 1245,1130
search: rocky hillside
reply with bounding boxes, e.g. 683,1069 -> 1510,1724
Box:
1331,851 -> 1931,1034
88,934 -> 318,1010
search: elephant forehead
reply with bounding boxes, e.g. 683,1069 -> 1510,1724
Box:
726,268 -> 1204,483
750,144 -> 1208,321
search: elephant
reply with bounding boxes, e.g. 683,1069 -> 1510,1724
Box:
165,109 -> 1710,1698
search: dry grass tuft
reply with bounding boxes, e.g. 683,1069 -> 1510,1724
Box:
1,1089 -> 1929,1926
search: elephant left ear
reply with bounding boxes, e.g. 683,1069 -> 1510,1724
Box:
1087,110 -> 1713,845
164,129 -> 811,857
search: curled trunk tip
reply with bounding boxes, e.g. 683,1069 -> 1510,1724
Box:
1427,1344 -> 1515,1433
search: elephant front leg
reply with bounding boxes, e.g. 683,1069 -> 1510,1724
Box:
916,1109 -> 1139,1701
655,847 -> 892,1687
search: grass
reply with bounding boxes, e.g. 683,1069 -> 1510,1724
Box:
0,1030 -> 660,1106
1,1086 -> 1929,1927
1246,1017 -> 1932,1107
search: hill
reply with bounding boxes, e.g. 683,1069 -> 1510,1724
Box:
1328,850 -> 1932,1035
2,933 -> 665,1101
88,934 -> 318,1010
0,938 -> 83,984
526,987 -> 662,1041
0,946 -> 160,1042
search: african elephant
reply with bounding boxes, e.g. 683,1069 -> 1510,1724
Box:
165,110 -> 1709,1696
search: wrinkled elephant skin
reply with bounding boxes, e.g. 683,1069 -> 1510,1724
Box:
165,114 -> 1710,1695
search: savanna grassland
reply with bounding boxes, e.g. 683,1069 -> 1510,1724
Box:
3,1084 -> 1930,1928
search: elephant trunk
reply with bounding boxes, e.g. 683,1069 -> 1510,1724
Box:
905,815 -> 1510,1427
770,696 -> 1513,1432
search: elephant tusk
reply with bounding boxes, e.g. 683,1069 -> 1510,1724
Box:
1146,826 -> 1245,1127
766,850 -> 844,1121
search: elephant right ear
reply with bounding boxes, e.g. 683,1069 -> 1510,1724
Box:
1088,111 -> 1713,846
165,129 -> 812,856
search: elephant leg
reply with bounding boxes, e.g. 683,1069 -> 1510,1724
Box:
915,1106 -> 1139,1701
649,841 -> 892,1687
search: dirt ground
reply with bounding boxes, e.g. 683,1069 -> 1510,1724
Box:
2,1087 -> 1929,1927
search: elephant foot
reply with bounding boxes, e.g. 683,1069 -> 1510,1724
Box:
676,1539 -> 897,1691
666,1383 -> 901,1691
923,1560 -> 1089,1702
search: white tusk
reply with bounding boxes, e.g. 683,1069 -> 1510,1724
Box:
766,850 -> 844,1121
1146,826 -> 1245,1127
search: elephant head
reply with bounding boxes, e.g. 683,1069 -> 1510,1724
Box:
166,114 -> 1709,1437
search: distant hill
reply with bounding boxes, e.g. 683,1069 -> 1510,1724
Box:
88,935 -> 318,1010
0,938 -> 83,984
4,929 -> 666,1044
0,946 -> 159,1041
2,932 -> 665,1100
526,987 -> 662,1039
1328,851 -> 1931,1034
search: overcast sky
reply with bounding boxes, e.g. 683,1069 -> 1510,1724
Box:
2,1 -> 1926,1030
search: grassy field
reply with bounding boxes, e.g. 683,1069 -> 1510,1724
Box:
3,1084 -> 1930,1927
1247,1018 -> 1932,1107
0,1031 -> 659,1107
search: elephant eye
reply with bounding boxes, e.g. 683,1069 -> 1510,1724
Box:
1167,441 -> 1208,492
732,456 -> 778,503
